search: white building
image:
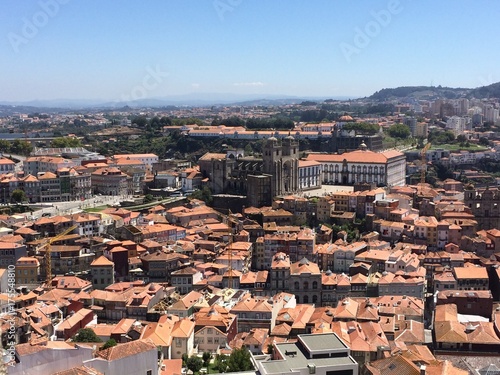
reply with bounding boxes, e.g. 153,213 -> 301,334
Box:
484,105 -> 499,124
298,160 -> 322,190
84,339 -> 159,375
446,116 -> 468,136
252,333 -> 358,375
306,144 -> 406,187
113,153 -> 159,172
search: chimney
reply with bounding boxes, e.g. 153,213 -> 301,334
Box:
420,365 -> 426,375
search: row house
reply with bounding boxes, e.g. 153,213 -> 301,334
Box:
261,209 -> 295,226
140,250 -> 189,280
164,290 -> 204,318
24,156 -> 76,176
373,199 -> 399,220
289,257 -> 322,305
215,250 -> 250,273
0,157 -> 15,173
0,242 -> 27,268
270,252 -> 290,292
230,294 -> 273,332
384,250 -> 420,274
314,240 -> 367,272
261,228 -> 315,268
165,201 -> 219,227
1,168 -> 91,204
170,267 -> 203,294
90,282 -> 163,321
37,244 -> 95,276
433,270 -> 457,292
239,270 -> 269,293
453,266 -> 489,290
91,167 -> 130,196
90,255 -> 115,290
140,315 -> 195,359
139,223 -> 186,243
71,213 -> 104,236
413,216 -> 438,247
355,188 -> 386,218
277,195 -> 314,221
376,272 -> 426,299
194,305 -> 237,353
316,195 -> 335,222
376,220 -> 412,241
322,271 -> 352,306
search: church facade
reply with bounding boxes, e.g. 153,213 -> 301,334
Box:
198,136 -> 300,206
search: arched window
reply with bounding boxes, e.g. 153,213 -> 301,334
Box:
303,281 -> 309,290
294,281 -> 299,290
303,295 -> 309,304
312,281 -> 318,289
312,295 -> 318,303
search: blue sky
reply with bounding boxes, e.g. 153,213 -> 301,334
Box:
1,0 -> 499,102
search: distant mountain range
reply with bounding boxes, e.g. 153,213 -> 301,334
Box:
0,93 -> 353,111
2,81 -> 500,111
369,81 -> 500,101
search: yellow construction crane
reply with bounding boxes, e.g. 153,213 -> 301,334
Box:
38,225 -> 78,289
227,209 -> 233,290
420,142 -> 431,185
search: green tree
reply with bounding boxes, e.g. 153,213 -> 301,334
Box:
189,187 -> 213,205
213,354 -> 228,373
10,140 -> 32,156
10,189 -> 27,203
132,116 -> 148,128
51,137 -> 81,148
100,338 -> 117,350
479,137 -> 490,146
202,352 -> 211,367
0,140 -> 11,153
456,134 -> 467,145
226,347 -> 254,372
387,123 -> 411,139
342,122 -> 380,135
186,356 -> 203,374
182,353 -> 189,367
144,194 -> 155,203
72,328 -> 102,342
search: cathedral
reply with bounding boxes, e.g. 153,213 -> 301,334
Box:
198,136 -> 299,207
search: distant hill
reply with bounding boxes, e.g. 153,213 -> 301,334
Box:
469,82 -> 500,99
369,81 -> 500,101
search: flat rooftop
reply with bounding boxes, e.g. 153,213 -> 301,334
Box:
256,334 -> 356,375
299,332 -> 349,352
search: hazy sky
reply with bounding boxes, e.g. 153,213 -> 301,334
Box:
1,0 -> 499,102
